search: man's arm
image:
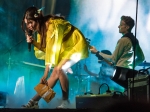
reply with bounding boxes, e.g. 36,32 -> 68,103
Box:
100,38 -> 131,65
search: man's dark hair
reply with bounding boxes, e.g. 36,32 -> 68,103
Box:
121,15 -> 135,32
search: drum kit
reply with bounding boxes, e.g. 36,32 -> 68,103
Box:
138,61 -> 150,69
136,61 -> 150,76
69,61 -> 150,95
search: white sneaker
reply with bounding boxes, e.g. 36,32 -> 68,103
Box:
57,100 -> 70,109
22,99 -> 39,109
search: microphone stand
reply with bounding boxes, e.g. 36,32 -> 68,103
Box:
2,38 -> 25,91
130,0 -> 138,102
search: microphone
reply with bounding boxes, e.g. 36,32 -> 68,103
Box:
27,30 -> 32,52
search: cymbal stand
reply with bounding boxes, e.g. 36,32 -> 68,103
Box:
7,52 -> 11,89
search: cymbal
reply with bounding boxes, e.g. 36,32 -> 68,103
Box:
138,62 -> 150,66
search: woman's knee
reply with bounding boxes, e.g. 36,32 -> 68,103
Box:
50,68 -> 59,78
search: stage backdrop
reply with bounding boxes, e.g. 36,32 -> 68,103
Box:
0,0 -> 150,108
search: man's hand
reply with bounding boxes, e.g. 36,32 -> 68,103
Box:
90,46 -> 98,54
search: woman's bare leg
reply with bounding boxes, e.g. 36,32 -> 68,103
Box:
32,94 -> 41,101
58,70 -> 69,100
46,69 -> 69,100
56,59 -> 78,100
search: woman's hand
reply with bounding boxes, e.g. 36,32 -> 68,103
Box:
25,32 -> 33,43
40,76 -> 48,86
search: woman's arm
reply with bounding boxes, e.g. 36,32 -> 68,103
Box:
32,39 -> 45,52
40,64 -> 51,85
26,34 -> 45,52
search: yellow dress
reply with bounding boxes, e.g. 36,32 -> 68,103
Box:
34,18 -> 89,66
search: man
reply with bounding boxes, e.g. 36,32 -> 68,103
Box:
90,16 -> 145,88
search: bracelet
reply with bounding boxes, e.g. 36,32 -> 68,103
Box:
96,51 -> 100,57
95,51 -> 104,60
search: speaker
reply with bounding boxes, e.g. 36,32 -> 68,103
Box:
128,75 -> 150,103
76,93 -> 127,109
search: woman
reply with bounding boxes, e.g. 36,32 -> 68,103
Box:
21,6 -> 89,109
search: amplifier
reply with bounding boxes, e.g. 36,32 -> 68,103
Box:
128,75 -> 150,103
76,93 -> 127,109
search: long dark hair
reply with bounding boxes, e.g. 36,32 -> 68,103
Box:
21,6 -> 65,48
